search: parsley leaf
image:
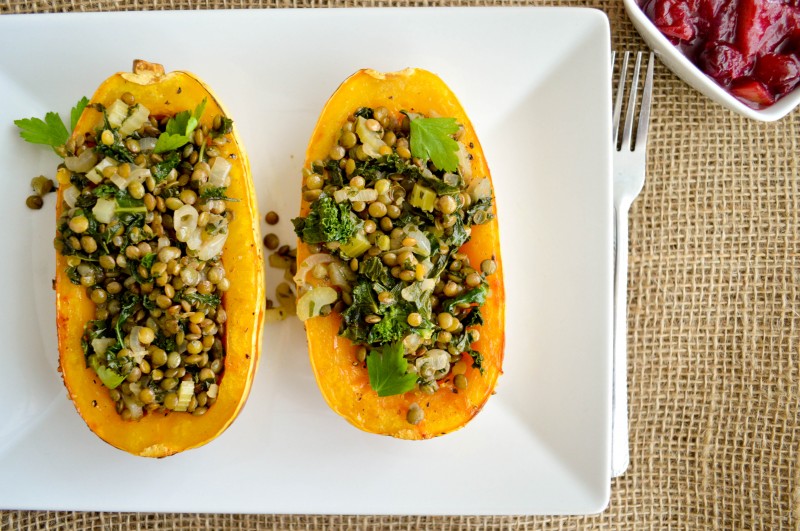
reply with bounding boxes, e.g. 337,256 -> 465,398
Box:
154,133 -> 190,154
409,116 -> 460,173
14,96 -> 90,155
70,96 -> 90,131
14,112 -> 68,152
366,341 -> 417,397
154,98 -> 207,154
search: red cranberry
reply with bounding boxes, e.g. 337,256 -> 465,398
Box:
729,78 -> 776,105
754,53 -> 800,93
700,42 -> 749,84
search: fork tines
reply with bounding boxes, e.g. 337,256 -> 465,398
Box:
612,51 -> 655,152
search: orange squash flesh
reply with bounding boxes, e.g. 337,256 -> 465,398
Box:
298,68 -> 505,439
56,61 -> 264,457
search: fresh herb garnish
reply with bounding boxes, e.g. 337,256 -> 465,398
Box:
14,96 -> 89,154
153,98 -> 207,154
70,96 -> 90,132
409,116 -> 460,173
366,341 -> 417,397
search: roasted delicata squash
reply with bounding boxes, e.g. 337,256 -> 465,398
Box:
55,61 -> 264,457
293,68 -> 504,439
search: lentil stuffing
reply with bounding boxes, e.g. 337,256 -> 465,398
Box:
292,106 -> 496,410
55,92 -> 237,420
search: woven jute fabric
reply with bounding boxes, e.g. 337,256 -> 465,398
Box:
2,0 -> 800,529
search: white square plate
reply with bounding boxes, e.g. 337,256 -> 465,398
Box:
0,7 -> 612,515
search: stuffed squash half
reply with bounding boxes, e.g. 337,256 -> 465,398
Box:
55,60 -> 264,457
293,68 -> 504,439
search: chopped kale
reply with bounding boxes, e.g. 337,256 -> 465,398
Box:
340,281 -> 379,344
151,151 -> 181,182
358,256 -> 395,288
441,283 -> 489,314
292,193 -> 358,244
354,107 -> 374,119
325,159 -> 345,188
467,349 -> 485,374
115,292 -> 140,346
368,303 -> 411,345
461,307 -> 484,328
200,186 -> 239,202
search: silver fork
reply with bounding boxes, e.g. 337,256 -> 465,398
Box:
611,51 -> 654,478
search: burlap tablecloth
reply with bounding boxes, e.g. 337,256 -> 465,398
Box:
2,0 -> 799,528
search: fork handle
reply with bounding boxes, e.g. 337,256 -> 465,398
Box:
611,201 -> 631,478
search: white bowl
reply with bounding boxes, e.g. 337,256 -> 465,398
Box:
624,0 -> 800,121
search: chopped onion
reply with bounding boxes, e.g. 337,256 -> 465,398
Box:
294,253 -> 336,286
333,186 -> 378,204
106,99 -> 129,129
468,177 -> 491,202
127,326 -> 147,363
62,185 -> 80,208
186,228 -> 203,251
86,157 -> 116,185
91,338 -> 117,356
197,231 -> 228,261
119,103 -> 150,137
416,349 -> 450,373
173,205 -> 199,242
405,225 -> 431,257
64,147 -> 99,173
157,237 -> 170,250
208,157 -> 231,187
328,261 -> 355,289
296,287 -> 338,322
443,173 -> 461,187
110,174 -> 128,189
355,116 -> 386,158
138,136 -> 157,152
122,394 -> 143,420
92,198 -> 116,224
128,167 -> 151,183
174,380 -> 195,412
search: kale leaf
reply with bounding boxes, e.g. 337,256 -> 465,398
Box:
292,194 -> 358,244
358,256 -> 395,288
441,283 -> 489,314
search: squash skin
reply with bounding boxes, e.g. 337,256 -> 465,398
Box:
298,68 -> 504,439
55,61 -> 264,457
